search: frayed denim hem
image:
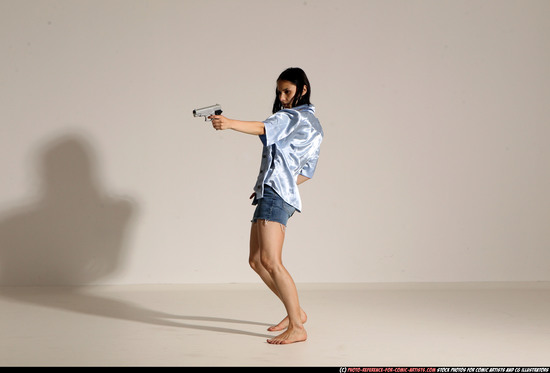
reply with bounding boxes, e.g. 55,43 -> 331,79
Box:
251,218 -> 287,231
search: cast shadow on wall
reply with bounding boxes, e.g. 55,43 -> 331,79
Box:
0,134 -> 271,339
0,134 -> 135,286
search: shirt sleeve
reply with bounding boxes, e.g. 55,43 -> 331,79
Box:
262,109 -> 300,147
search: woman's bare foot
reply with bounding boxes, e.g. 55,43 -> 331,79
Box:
267,325 -> 307,345
268,309 -> 307,332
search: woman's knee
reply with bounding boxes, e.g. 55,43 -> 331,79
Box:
260,254 -> 282,274
249,255 -> 262,272
249,258 -> 259,272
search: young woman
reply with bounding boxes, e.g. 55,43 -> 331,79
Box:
209,67 -> 323,344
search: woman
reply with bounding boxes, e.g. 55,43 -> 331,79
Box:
209,67 -> 323,344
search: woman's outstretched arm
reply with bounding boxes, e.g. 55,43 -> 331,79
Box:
209,115 -> 265,135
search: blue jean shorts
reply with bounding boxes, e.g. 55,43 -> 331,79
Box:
251,185 -> 296,226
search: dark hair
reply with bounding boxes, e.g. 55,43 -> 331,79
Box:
272,67 -> 312,114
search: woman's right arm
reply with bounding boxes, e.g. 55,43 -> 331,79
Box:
210,115 -> 265,135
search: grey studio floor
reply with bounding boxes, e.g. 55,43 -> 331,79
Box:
1,282 -> 549,367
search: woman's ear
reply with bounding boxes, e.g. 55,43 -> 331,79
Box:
302,85 -> 308,96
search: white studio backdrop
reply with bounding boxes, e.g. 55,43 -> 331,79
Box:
1,0 -> 549,286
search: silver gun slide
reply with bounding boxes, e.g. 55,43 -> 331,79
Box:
193,104 -> 223,121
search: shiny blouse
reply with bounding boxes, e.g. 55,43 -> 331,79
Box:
252,104 -> 323,212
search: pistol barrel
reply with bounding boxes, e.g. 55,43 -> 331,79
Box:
193,104 -> 222,118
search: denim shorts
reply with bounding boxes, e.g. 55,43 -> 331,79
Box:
251,185 -> 296,227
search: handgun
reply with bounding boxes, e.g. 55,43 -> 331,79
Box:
193,104 -> 223,121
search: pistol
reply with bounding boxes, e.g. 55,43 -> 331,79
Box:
193,104 -> 223,121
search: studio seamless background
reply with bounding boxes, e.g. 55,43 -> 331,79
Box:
1,0 -> 549,286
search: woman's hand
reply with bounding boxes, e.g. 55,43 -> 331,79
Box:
209,115 -> 233,131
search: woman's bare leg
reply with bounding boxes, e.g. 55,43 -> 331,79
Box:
255,220 -> 307,344
249,222 -> 280,296
249,222 -> 307,331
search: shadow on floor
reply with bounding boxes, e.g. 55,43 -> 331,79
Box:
0,287 -> 273,339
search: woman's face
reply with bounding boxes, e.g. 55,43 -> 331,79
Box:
277,80 -> 307,109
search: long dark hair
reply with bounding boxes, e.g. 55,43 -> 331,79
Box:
272,67 -> 312,114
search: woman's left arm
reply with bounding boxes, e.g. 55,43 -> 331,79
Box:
209,115 -> 265,135
297,174 -> 310,185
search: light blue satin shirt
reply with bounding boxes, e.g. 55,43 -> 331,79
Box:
252,104 -> 323,212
